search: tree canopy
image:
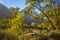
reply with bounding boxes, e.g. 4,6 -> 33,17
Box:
0,0 -> 60,40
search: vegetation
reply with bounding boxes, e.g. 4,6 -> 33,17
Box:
0,0 -> 60,40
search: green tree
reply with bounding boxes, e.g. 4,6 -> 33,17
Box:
26,0 -> 60,30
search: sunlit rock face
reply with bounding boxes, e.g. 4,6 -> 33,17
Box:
0,3 -> 11,18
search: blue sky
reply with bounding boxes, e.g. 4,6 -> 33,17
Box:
0,0 -> 26,10
0,0 -> 44,14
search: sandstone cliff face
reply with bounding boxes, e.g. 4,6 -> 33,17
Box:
0,3 -> 11,18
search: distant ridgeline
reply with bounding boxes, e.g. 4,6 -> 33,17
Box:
21,8 -> 44,25
0,3 -> 12,18
0,3 -> 44,24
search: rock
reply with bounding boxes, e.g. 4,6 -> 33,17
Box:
24,12 -> 44,25
0,3 -> 12,18
0,3 -> 44,24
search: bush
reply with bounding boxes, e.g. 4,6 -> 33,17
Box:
0,30 -> 19,40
